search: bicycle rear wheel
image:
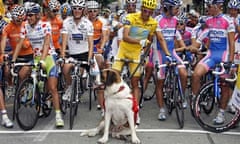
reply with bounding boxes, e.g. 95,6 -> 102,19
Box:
174,76 -> 184,129
69,79 -> 78,129
16,78 -> 40,130
194,81 -> 240,132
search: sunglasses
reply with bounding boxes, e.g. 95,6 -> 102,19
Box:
88,10 -> 98,13
72,7 -> 84,11
177,22 -> 184,26
52,9 -> 59,13
142,8 -> 153,15
27,13 -> 35,17
127,3 -> 136,8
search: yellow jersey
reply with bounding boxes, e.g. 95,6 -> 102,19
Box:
120,12 -> 157,51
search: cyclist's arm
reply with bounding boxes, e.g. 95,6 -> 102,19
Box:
12,38 -> 24,62
61,33 -> 68,58
156,31 -> 170,55
100,29 -> 108,50
0,34 -> 7,55
88,35 -> 94,61
228,31 -> 235,62
122,26 -> 141,44
41,34 -> 51,60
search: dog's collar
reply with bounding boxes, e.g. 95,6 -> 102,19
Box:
113,85 -> 125,95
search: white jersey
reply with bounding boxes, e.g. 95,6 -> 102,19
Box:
61,16 -> 94,55
20,20 -> 56,56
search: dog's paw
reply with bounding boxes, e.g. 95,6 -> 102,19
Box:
132,137 -> 141,144
80,129 -> 98,137
98,137 -> 108,144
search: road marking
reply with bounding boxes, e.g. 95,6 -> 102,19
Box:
0,129 -> 239,136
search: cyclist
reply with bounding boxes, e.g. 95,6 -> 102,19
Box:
61,0 -> 94,101
12,2 -> 64,128
60,2 -> 72,20
112,0 -> 158,124
42,0 -> 62,55
1,5 -> 33,83
152,0 -> 188,120
87,0 -> 109,115
187,0 -> 235,125
227,0 -> 240,113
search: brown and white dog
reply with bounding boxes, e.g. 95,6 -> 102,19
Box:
80,69 -> 140,144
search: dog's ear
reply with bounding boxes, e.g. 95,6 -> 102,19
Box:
102,69 -> 121,86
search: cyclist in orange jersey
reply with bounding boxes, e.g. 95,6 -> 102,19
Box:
1,5 -> 33,96
42,0 -> 63,55
87,0 -> 108,116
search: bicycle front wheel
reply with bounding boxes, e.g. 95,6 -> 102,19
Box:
194,81 -> 240,133
16,78 -> 40,130
174,76 -> 184,129
69,79 -> 78,129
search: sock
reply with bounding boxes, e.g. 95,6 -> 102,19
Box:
160,108 -> 165,113
55,110 -> 61,119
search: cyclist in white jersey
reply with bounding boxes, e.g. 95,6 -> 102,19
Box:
12,2 -> 64,127
227,0 -> 240,114
61,0 -> 94,100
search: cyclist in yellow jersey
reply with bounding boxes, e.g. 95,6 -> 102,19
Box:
112,0 -> 158,124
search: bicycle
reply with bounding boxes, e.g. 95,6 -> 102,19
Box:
193,62 -> 239,133
63,58 -> 88,129
14,62 -> 51,130
157,59 -> 188,128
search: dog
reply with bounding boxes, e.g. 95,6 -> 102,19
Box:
80,69 -> 140,144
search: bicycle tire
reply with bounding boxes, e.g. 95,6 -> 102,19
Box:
164,70 -> 174,114
69,79 -> 77,129
58,73 -> 67,114
194,81 -> 240,133
139,73 -> 144,108
143,74 -> 156,101
16,78 -> 40,130
174,76 -> 184,129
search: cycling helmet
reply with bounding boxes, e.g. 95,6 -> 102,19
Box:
11,5 -> 25,20
48,0 -> 61,11
228,0 -> 240,9
27,3 -> 41,14
142,0 -> 157,9
117,9 -> 125,16
60,3 -> 72,16
177,12 -> 187,23
163,0 -> 183,7
204,0 -> 225,5
86,1 -> 99,9
71,0 -> 86,7
199,16 -> 208,24
125,0 -> 137,4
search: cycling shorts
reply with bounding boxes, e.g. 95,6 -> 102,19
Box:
35,55 -> 58,78
112,46 -> 142,77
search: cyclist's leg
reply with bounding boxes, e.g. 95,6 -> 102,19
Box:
0,68 -> 13,128
45,55 -> 64,127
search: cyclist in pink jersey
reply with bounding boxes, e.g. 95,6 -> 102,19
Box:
187,0 -> 236,125
152,0 -> 188,120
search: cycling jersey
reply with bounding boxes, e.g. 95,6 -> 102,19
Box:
152,14 -> 185,79
61,16 -> 94,55
0,18 -> 12,53
120,12 -> 157,51
2,22 -> 33,56
196,14 -> 235,70
42,16 -> 63,50
233,14 -> 240,51
197,14 -> 235,51
92,18 -> 103,53
112,12 -> 157,77
20,20 -> 56,56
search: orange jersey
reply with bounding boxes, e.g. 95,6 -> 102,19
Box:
92,18 -> 104,50
42,16 -> 63,50
2,22 -> 33,56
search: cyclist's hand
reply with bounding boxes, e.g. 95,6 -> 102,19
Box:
0,54 -> 3,64
139,39 -> 150,48
39,60 -> 46,69
88,58 -> 95,66
165,55 -> 172,62
57,57 -> 64,66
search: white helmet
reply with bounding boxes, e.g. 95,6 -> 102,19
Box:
87,1 -> 99,9
48,0 -> 61,11
126,0 -> 137,4
71,0 -> 86,7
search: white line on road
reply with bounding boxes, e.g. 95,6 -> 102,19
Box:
0,129 -> 239,136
